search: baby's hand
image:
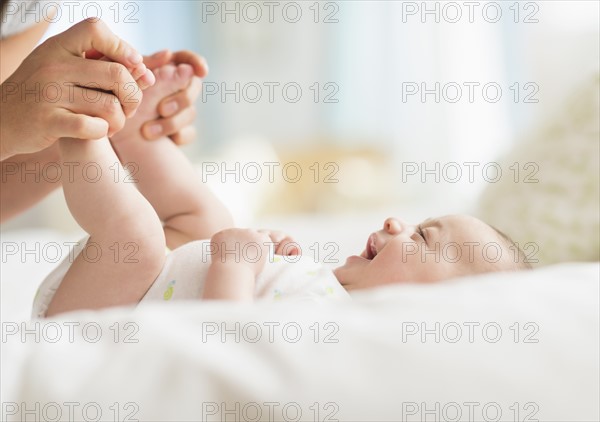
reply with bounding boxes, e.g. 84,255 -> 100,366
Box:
111,63 -> 195,144
210,229 -> 272,276
258,229 -> 301,256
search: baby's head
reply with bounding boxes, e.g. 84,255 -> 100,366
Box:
334,214 -> 531,290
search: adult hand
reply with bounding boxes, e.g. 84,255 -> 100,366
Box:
0,18 -> 154,161
140,50 -> 208,145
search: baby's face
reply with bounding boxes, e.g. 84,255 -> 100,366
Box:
333,214 -> 507,290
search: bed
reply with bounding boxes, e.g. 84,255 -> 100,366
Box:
1,225 -> 598,421
3,86 -> 600,416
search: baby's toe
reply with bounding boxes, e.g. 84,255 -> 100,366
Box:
174,64 -> 195,88
154,64 -> 177,83
176,64 -> 194,79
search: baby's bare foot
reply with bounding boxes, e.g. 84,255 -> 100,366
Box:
137,64 -> 194,121
112,64 -> 194,144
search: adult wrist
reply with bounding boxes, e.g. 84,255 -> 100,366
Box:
0,120 -> 16,161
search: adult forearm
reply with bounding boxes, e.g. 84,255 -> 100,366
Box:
0,20 -> 52,83
0,132 -> 15,162
0,144 -> 61,223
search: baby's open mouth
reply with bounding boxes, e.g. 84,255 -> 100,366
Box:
364,234 -> 377,260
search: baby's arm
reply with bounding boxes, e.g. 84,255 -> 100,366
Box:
202,229 -> 271,301
110,64 -> 233,250
46,137 -> 166,317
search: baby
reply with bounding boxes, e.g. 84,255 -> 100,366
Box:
33,64 -> 531,318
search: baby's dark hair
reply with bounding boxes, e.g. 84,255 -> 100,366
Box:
490,225 -> 533,271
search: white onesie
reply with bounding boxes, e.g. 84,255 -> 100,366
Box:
32,239 -> 351,318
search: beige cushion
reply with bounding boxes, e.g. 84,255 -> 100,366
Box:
477,74 -> 599,265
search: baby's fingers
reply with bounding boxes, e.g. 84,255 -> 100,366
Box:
275,236 -> 301,256
276,239 -> 300,256
257,230 -> 298,255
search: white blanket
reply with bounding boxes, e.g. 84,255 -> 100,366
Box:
2,262 -> 598,421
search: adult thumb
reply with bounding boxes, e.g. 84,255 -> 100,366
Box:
53,18 -> 143,67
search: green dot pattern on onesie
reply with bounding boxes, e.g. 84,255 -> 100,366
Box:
163,280 -> 176,301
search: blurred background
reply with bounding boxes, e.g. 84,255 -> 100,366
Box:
2,0 -> 599,265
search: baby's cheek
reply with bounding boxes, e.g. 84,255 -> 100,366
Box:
402,252 -> 444,282
373,251 -> 407,284
429,254 -> 470,282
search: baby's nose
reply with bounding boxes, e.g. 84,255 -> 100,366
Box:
384,217 -> 409,235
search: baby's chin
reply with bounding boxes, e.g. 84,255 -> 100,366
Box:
331,264 -> 348,286
335,254 -> 369,272
332,255 -> 368,287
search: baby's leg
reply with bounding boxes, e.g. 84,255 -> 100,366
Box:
111,64 -> 233,250
46,137 -> 166,317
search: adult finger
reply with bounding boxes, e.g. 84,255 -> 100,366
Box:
170,50 -> 209,77
60,86 -> 126,136
141,106 -> 196,140
136,69 -> 157,91
62,57 -> 143,117
53,18 -> 143,68
158,77 -> 202,118
50,109 -> 109,140
95,55 -> 156,91
143,50 -> 173,70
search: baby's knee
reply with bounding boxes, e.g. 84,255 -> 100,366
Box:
119,215 -> 166,274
